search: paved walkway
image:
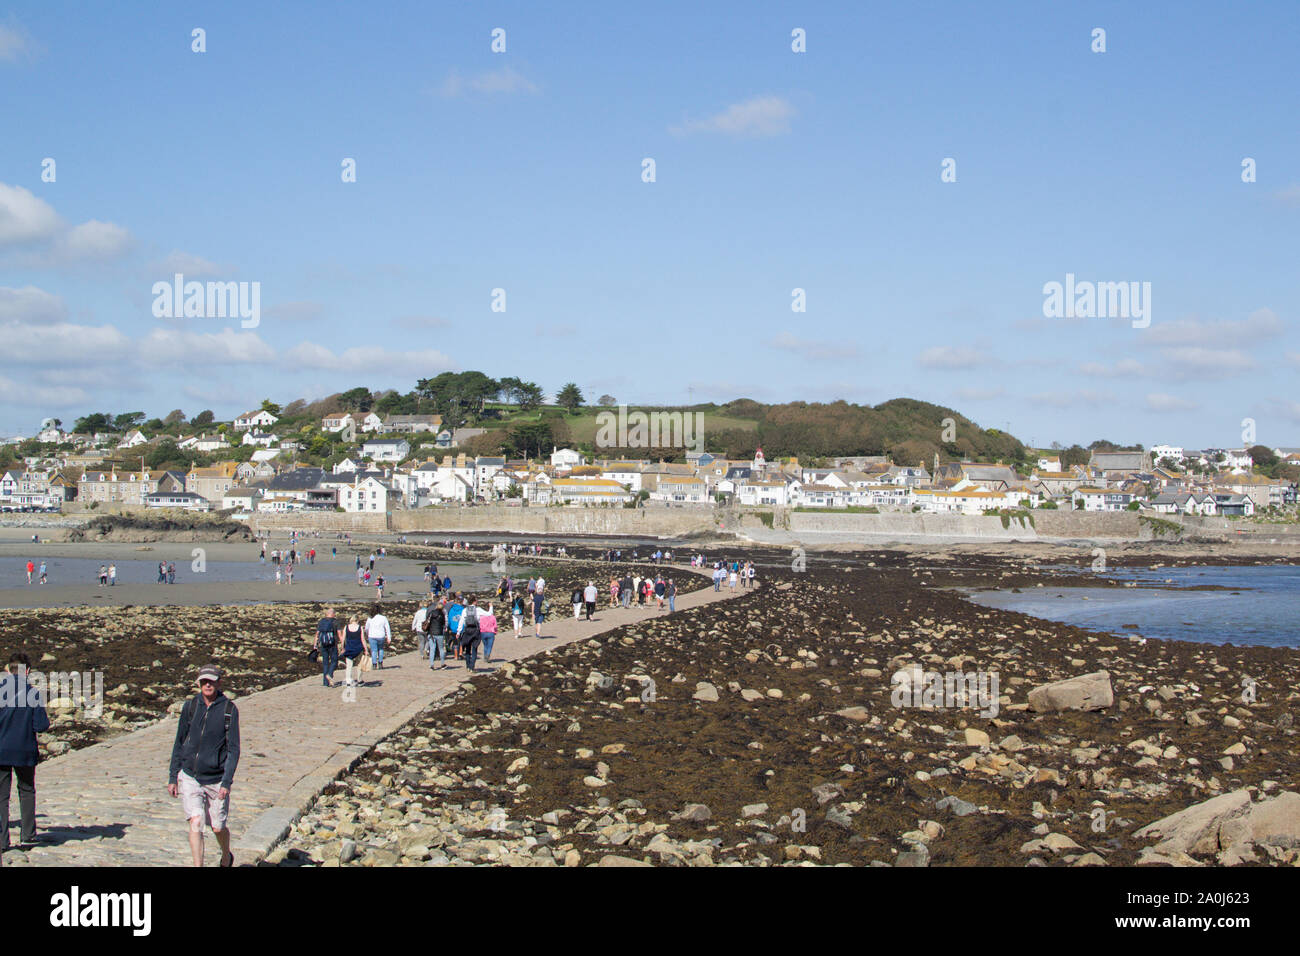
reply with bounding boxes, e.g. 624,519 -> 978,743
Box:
7,570 -> 746,866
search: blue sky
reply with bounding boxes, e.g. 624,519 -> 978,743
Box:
1,1 -> 1297,449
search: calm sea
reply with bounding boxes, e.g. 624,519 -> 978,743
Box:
965,565 -> 1300,649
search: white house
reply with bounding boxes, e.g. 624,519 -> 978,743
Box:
1072,487 -> 1137,511
911,486 -> 1016,515
143,490 -> 212,512
550,447 -> 585,471
116,429 -> 149,449
234,409 -> 278,431
551,477 -> 634,505
322,413 -> 355,433
241,431 -> 279,448
648,475 -> 709,504
338,475 -> 396,513
359,413 -> 385,434
1150,444 -> 1185,464
737,478 -> 796,507
601,461 -> 646,493
333,457 -> 363,475
362,438 -> 410,463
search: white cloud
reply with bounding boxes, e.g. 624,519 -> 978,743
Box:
767,333 -> 858,361
1146,393 -> 1200,412
1274,184 -> 1300,207
0,22 -> 36,64
1142,308 -> 1282,347
953,386 -> 1005,401
284,342 -> 455,376
438,67 -> 538,97
0,183 -> 61,244
916,345 -> 994,370
0,374 -> 87,407
0,285 -> 65,324
671,95 -> 795,137
142,327 -> 278,365
57,219 -> 133,261
1078,358 -> 1145,378
1,319 -> 132,365
1160,346 -> 1255,380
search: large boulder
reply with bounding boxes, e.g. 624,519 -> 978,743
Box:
1027,671 -> 1113,712
1134,790 -> 1300,862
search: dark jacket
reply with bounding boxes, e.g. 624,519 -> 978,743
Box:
168,692 -> 240,789
0,672 -> 51,766
426,606 -> 446,636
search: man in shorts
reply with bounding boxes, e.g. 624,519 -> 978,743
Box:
167,663 -> 240,867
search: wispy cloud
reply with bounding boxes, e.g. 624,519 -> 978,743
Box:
264,301 -> 325,323
154,251 -> 225,278
1141,308 -> 1282,347
0,182 -> 132,265
768,333 -> 859,361
1078,358 -> 1146,378
1274,184 -> 1300,207
671,95 -> 795,137
0,21 -> 37,65
0,183 -> 61,244
437,67 -> 538,98
915,345 -> 995,370
1146,392 -> 1199,412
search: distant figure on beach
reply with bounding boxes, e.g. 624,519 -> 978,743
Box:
666,578 -> 676,612
158,562 -> 166,584
511,592 -> 525,638
108,564 -> 116,587
315,608 -> 339,688
456,596 -> 483,672
25,560 -> 34,585
375,574 -> 384,600
38,562 -> 47,585
275,566 -> 282,585
168,562 -> 177,585
368,553 -> 375,570
167,663 -> 240,868
98,565 -> 108,587
285,562 -> 294,585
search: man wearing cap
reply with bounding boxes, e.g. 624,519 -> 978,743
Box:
167,664 -> 240,867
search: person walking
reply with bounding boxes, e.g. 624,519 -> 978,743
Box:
375,573 -> 384,600
583,581 -> 598,621
445,596 -> 464,661
98,565 -> 107,587
621,573 -> 632,608
25,560 -> 33,585
571,585 -> 583,620
532,587 -> 545,638
654,575 -> 665,611
426,599 -> 447,669
168,562 -> 177,584
479,605 -> 498,664
609,575 -> 619,609
0,653 -> 50,855
368,552 -> 375,571
341,615 -> 366,686
365,604 -> 391,669
167,664 -> 240,868
315,608 -> 339,687
412,601 -> 430,660
456,597 -> 483,672
108,564 -> 116,587
285,562 -> 294,586
157,561 -> 166,584
38,561 -> 47,586
510,592 -> 525,638
666,577 -> 677,613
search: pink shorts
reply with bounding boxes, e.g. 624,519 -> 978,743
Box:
178,770 -> 230,831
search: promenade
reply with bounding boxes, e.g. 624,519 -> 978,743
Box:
4,569 -> 741,867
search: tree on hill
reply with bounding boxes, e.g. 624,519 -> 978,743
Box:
163,409 -> 186,426
557,383 -> 584,412
114,412 -> 145,431
504,421 -> 554,459
337,387 -> 373,412
517,382 -> 544,411
496,376 -> 524,405
192,410 -> 215,427
598,394 -> 617,406
73,413 -> 114,434
259,399 -> 282,417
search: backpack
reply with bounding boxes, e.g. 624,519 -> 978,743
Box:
318,621 -> 338,646
460,607 -> 481,646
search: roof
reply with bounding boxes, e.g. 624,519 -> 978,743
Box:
265,467 -> 325,491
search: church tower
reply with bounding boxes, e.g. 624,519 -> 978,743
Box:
753,446 -> 766,475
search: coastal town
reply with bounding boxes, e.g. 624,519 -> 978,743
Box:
2,405 -> 1297,520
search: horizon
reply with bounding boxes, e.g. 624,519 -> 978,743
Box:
2,1 -> 1298,448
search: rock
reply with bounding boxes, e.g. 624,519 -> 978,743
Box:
741,803 -> 769,818
692,682 -> 719,702
964,728 -> 990,747
741,689 -> 763,702
1041,833 -> 1083,852
340,839 -> 358,864
596,854 -> 651,867
1072,852 -> 1106,867
834,706 -> 870,722
1223,742 -> 1246,756
811,783 -> 845,806
1027,671 -> 1113,712
825,806 -> 853,828
896,844 -> 929,867
582,776 -> 607,788
671,803 -> 712,823
1245,791 -> 1300,849
997,734 -> 1024,752
1134,789 -> 1252,856
563,849 -> 581,867
935,796 -> 978,817
507,756 -> 529,773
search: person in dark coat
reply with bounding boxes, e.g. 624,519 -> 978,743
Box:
0,652 -> 51,853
